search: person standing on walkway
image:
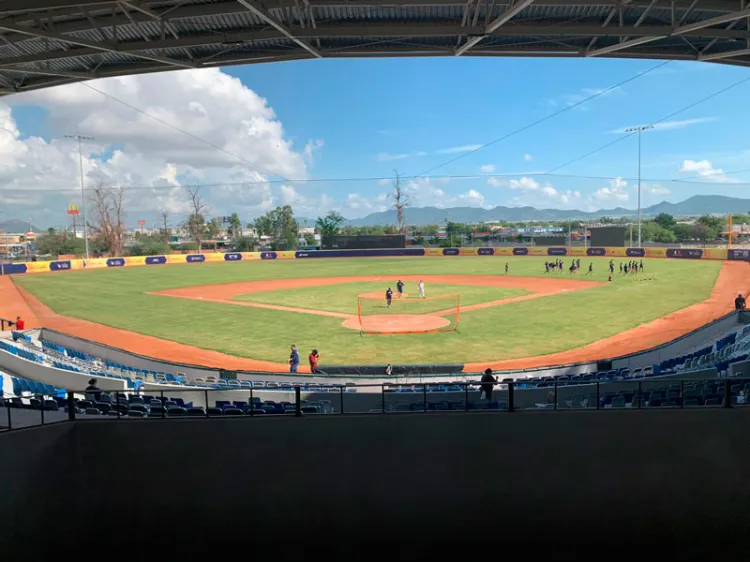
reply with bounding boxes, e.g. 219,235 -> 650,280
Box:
479,368 -> 497,401
309,349 -> 320,374
289,344 -> 300,373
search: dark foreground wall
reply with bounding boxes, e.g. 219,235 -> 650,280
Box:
3,411 -> 750,558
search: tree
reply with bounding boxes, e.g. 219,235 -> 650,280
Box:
88,182 -> 126,256
654,213 -> 676,230
185,186 -> 208,252
232,236 -> 258,251
254,205 -> 299,250
205,217 -> 222,241
35,230 -> 86,256
159,209 -> 170,244
315,211 -> 345,237
388,170 -> 410,234
304,233 -> 316,246
641,221 -> 676,243
227,213 -> 242,238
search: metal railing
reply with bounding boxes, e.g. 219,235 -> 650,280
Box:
3,377 -> 747,432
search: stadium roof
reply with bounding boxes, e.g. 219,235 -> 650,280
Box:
0,0 -> 749,95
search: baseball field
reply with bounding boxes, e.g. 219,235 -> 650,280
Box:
5,255 -> 745,373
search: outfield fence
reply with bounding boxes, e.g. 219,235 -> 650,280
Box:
1,246 -> 748,276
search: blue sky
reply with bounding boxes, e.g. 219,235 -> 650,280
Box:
2,55 -> 750,227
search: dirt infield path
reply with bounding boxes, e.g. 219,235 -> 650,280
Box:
0,276 -> 41,328
152,274 -> 599,324
465,261 -> 749,372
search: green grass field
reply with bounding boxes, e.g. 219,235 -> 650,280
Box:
232,281 -> 530,314
13,256 -> 723,365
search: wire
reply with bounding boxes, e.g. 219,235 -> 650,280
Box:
5,169 -> 750,193
79,82 -> 288,181
412,60 -> 673,178
549,73 -> 750,173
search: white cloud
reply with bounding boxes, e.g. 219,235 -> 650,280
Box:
593,177 -> 630,202
302,139 -> 324,164
489,175 -> 579,207
544,86 -> 622,110
404,177 -> 488,209
678,159 -> 738,183
644,183 -> 672,196
1,68 -> 316,221
378,178 -> 391,186
509,177 -> 541,191
524,153 -> 533,162
479,164 -> 496,174
609,117 -> 715,134
436,144 -> 482,154
377,152 -> 410,161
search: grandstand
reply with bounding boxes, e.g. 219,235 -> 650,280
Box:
3,309 -> 750,427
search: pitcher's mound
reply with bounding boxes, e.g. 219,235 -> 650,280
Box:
359,291 -> 408,299
342,314 -> 449,333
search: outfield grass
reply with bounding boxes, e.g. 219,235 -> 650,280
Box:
13,256 -> 723,365
232,282 -> 530,314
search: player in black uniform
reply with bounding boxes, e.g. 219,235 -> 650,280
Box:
385,287 -> 393,308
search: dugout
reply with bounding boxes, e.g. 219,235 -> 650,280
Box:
322,235 -> 405,250
590,226 -> 628,247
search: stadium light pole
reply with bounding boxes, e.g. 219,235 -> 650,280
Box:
66,134 -> 94,259
624,125 -> 654,248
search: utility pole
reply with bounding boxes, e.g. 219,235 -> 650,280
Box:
66,134 -> 93,259
624,125 -> 653,248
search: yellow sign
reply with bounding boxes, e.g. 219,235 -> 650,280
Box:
67,203 -> 80,216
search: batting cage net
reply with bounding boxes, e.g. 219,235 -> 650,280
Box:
356,293 -> 460,335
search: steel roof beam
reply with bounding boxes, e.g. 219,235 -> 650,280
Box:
587,5 -> 750,56
235,0 -> 321,58
0,21 -> 197,68
699,46 -> 750,61
0,21 -> 747,70
455,0 -> 536,56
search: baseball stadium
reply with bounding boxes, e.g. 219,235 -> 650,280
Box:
3,0 -> 750,557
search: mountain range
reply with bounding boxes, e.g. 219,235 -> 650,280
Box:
0,220 -> 40,233
343,195 -> 750,226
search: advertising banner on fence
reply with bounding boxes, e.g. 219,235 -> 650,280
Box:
728,249 -> 750,261
124,256 -> 147,266
81,258 -> 110,269
703,248 -> 728,260
666,248 -> 703,259
3,244 -> 746,276
586,248 -> 607,257
645,248 -> 668,259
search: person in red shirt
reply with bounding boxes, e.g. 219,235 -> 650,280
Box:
309,349 -> 319,374
14,316 -> 25,330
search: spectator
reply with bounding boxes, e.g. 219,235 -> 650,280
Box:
13,316 -> 25,330
309,349 -> 319,374
288,344 -> 300,373
479,368 -> 496,401
735,293 -> 746,311
85,378 -> 101,402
